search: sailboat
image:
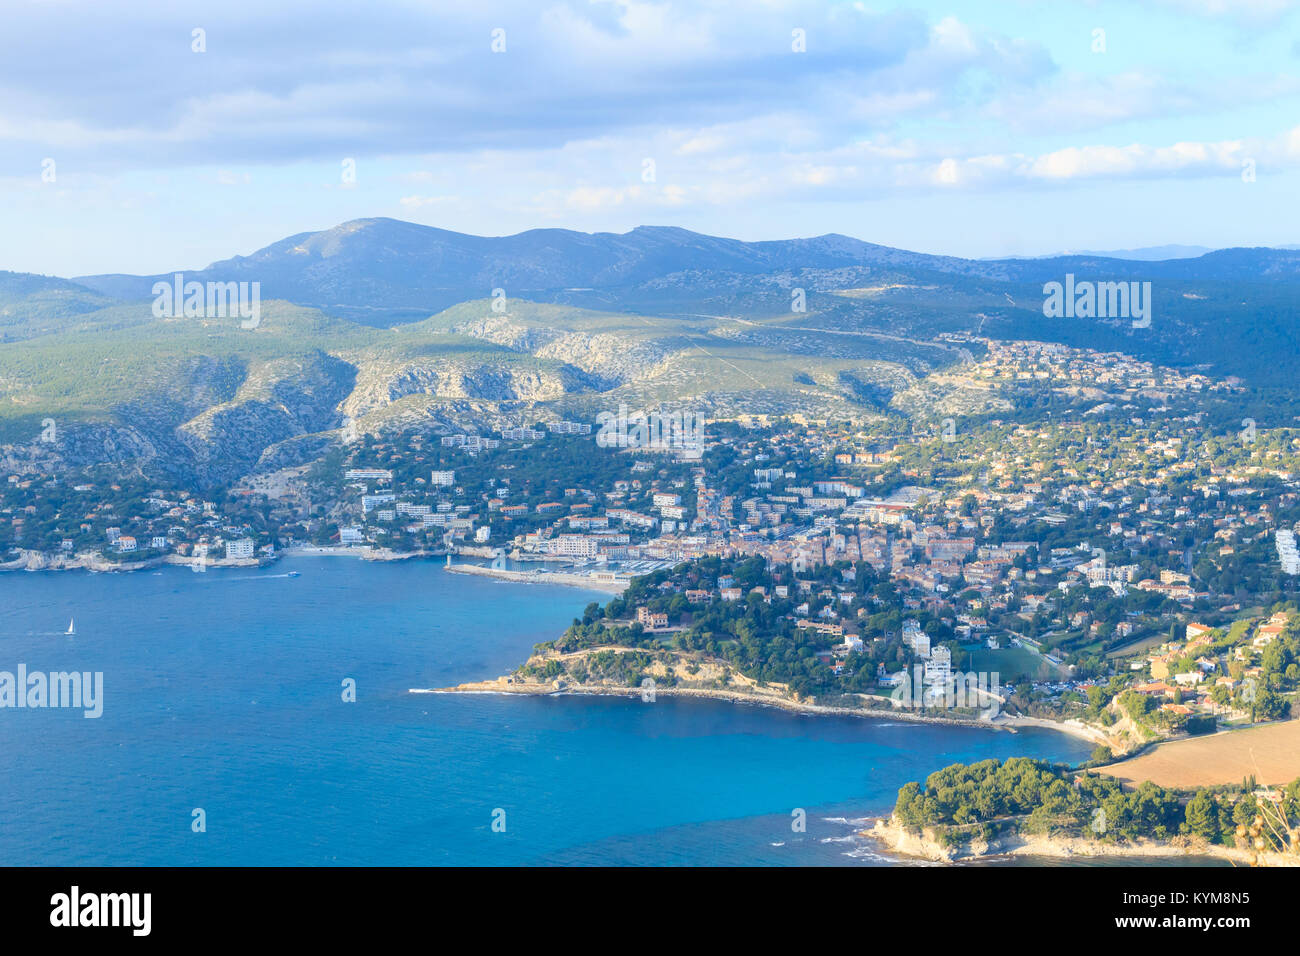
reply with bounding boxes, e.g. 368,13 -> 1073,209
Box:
66,618 -> 75,636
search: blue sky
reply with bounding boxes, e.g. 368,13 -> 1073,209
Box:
3,0 -> 1299,275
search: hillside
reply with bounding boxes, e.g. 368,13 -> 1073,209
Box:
63,218 -> 1300,387
0,295 -> 933,485
3,218 -> 1300,486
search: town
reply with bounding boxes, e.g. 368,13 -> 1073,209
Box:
4,336 -> 1300,746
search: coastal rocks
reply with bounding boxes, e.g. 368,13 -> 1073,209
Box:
869,819 -> 983,863
868,816 -> 1265,865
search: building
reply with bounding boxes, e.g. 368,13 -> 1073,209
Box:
344,468 -> 392,482
924,646 -> 952,687
225,538 -> 254,559
430,471 -> 456,487
903,621 -> 930,659
502,427 -> 545,441
606,508 -> 657,530
362,493 -> 396,513
636,607 -> 669,629
441,434 -> 500,450
1278,530 -> 1300,575
545,535 -> 600,557
548,421 -> 592,435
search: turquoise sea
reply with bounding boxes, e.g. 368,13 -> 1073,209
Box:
0,557 -> 1103,865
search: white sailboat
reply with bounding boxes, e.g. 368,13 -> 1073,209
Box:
66,618 -> 75,635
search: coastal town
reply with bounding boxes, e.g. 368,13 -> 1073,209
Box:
7,340 -> 1299,703
6,336 -> 1300,864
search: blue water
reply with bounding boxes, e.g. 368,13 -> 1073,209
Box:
0,558 -> 1094,866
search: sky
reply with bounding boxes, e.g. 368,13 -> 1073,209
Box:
2,0 -> 1299,276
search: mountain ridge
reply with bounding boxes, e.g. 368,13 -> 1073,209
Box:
68,218 -> 1300,327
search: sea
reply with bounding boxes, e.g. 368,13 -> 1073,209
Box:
0,557 -> 1206,866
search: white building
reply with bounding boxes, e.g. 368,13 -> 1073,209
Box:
903,621 -> 930,659
225,538 -> 255,559
544,535 -> 600,557
1277,530 -> 1300,575
924,646 -> 952,687
502,427 -> 545,441
430,470 -> 456,487
548,421 -> 592,435
362,493 -> 396,513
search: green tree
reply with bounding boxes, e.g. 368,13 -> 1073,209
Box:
1185,790 -> 1222,843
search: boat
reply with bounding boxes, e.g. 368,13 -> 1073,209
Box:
287,570 -> 300,578
66,618 -> 75,635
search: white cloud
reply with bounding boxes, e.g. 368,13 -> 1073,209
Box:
399,194 -> 454,208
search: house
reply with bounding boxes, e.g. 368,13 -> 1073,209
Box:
636,607 -> 669,629
117,535 -> 137,553
1254,623 -> 1285,648
796,620 -> 844,638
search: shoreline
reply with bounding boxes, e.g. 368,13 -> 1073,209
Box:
443,561 -> 630,594
0,552 -> 273,573
416,676 -> 1100,739
863,817 -> 1292,866
1,545 -> 446,573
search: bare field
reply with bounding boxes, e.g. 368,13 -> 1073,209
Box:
1099,720 -> 1300,789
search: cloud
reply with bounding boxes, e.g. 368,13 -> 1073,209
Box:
0,1 -> 1052,174
398,194 -> 454,208
1149,0 -> 1298,21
